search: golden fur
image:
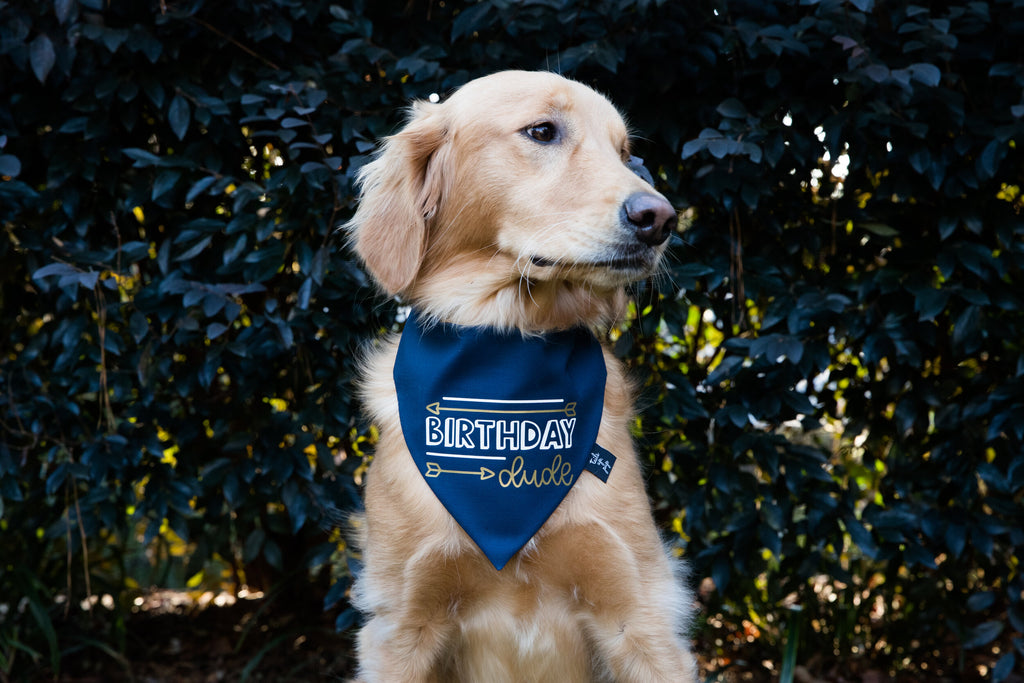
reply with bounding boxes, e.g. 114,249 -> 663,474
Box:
347,70 -> 698,682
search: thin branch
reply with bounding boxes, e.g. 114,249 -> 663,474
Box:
189,16 -> 281,72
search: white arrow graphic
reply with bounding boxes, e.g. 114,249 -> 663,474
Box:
426,400 -> 576,417
424,462 -> 495,480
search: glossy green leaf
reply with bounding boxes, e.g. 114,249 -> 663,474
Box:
54,0 -> 75,23
963,621 -> 1004,649
168,94 -> 190,140
908,62 -> 941,86
0,154 -> 22,177
29,34 -> 56,83
716,98 -> 748,119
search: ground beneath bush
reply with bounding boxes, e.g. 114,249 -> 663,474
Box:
51,590 -> 356,682
41,590 -> 1014,683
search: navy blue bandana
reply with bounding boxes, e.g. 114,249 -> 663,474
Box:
393,311 -> 608,569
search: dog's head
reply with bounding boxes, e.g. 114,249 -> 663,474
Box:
348,70 -> 676,331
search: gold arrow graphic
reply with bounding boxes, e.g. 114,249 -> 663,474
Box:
426,401 -> 576,417
424,462 -> 495,480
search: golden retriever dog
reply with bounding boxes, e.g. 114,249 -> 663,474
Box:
347,70 -> 698,682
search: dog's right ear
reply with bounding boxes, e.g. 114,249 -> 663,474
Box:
347,101 -> 449,296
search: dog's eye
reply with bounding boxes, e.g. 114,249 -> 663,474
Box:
524,122 -> 558,143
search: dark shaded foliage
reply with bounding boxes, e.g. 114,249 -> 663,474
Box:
1,0 -> 1022,678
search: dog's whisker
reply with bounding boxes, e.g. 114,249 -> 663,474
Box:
511,219 -> 578,266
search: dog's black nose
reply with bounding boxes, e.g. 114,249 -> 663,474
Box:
624,192 -> 676,246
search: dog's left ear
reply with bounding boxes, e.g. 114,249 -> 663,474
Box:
347,101 -> 450,295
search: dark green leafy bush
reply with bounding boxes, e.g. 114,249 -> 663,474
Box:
1,0 -> 1021,679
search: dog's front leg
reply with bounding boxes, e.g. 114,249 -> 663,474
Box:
355,612 -> 452,683
584,562 -> 698,683
354,551 -> 462,682
545,521 -> 699,683
587,610 -> 698,683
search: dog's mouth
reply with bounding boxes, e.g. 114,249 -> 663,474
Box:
529,245 -> 658,274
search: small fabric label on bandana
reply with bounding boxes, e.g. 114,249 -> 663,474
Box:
393,312 -> 607,570
584,443 -> 617,483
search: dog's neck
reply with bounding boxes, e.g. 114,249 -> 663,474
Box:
407,270 -> 626,335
